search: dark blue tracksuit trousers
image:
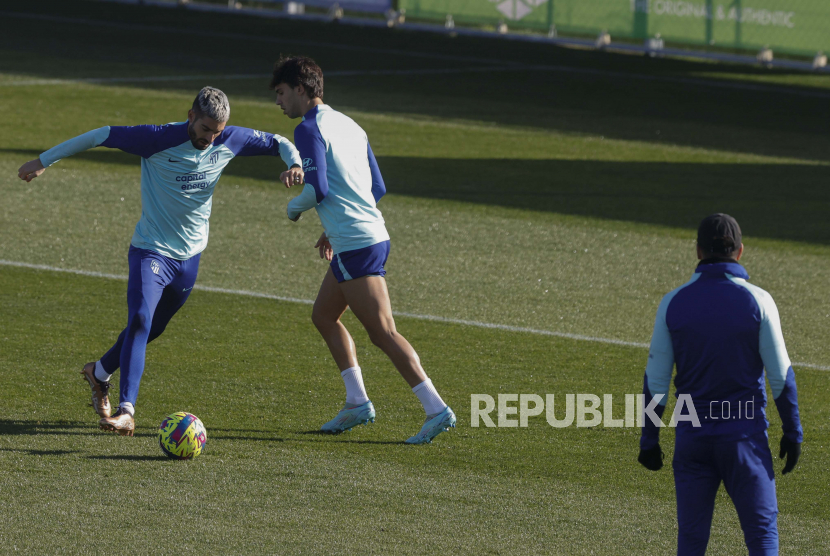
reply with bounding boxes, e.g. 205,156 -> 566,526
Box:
99,246 -> 200,407
674,431 -> 779,556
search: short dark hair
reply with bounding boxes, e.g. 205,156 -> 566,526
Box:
697,213 -> 742,258
270,56 -> 324,100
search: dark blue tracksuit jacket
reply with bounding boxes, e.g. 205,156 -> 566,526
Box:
640,261 -> 802,556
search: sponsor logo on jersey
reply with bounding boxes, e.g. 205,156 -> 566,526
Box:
252,130 -> 269,143
176,172 -> 210,191
302,157 -> 317,172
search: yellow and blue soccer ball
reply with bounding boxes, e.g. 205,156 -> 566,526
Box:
158,412 -> 207,460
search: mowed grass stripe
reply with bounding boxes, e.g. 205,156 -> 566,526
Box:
5,258 -> 830,373
0,66 -> 524,87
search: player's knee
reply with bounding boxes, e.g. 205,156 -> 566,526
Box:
743,522 -> 778,555
127,311 -> 152,336
311,309 -> 336,332
368,328 -> 397,348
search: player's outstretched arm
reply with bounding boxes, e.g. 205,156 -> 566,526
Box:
19,127 -> 113,182
757,292 -> 803,474
221,127 -> 304,188
227,127 -> 302,167
274,133 -> 303,169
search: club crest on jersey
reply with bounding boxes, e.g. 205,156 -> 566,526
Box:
150,260 -> 160,275
209,152 -> 220,165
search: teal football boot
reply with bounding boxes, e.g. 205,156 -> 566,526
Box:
405,406 -> 456,444
320,401 -> 376,433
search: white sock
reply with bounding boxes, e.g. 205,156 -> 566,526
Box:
94,360 -> 112,383
412,378 -> 447,416
341,366 -> 370,405
119,402 -> 135,416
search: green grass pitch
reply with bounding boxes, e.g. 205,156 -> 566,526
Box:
1,0 -> 829,553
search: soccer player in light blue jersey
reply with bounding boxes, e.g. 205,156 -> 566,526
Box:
638,214 -> 802,555
270,57 -> 456,444
17,87 -> 303,436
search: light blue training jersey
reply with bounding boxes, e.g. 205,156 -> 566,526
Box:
40,123 -> 302,260
286,105 -> 389,254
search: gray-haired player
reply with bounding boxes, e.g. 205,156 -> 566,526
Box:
18,87 -> 304,435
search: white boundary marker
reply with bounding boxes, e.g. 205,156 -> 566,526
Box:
3,11 -> 830,99
2,259 -> 828,371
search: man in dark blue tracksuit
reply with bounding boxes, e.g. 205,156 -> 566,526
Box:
638,214 -> 803,555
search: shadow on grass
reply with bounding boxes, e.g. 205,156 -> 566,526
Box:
297,430 -> 405,444
9,146 -> 829,245
337,439 -> 409,445
0,448 -> 79,456
87,454 -> 170,461
209,434 -> 286,442
205,427 -> 286,442
0,419 -> 91,435
377,156 -> 830,245
0,420 -> 410,446
0,419 -> 159,438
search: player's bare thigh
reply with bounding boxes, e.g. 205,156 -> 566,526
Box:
338,275 -> 396,335
312,267 -> 349,326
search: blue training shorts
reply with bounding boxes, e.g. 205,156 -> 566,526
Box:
331,240 -> 390,283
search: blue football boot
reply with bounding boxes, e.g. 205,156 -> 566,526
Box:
405,406 -> 456,444
320,401 -> 376,433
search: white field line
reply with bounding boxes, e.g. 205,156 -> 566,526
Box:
3,11 -> 830,99
2,259 -> 828,372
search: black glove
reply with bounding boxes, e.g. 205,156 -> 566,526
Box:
779,437 -> 802,475
638,444 -> 664,471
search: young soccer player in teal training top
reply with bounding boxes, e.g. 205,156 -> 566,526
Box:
18,87 -> 303,436
271,56 -> 456,444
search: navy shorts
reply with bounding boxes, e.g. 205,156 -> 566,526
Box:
331,240 -> 390,283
